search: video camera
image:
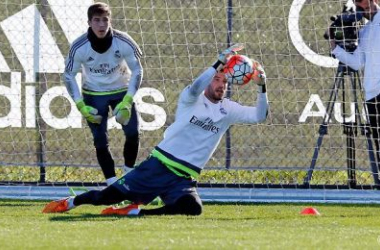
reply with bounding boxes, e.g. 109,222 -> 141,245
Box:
324,5 -> 364,52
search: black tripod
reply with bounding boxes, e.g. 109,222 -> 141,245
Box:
304,63 -> 380,187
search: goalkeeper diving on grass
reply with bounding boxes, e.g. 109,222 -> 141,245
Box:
44,44 -> 269,216
64,2 -> 143,186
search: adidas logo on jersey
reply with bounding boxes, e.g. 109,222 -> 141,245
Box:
115,50 -> 121,58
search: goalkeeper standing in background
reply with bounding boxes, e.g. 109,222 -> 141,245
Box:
44,44 -> 268,216
329,0 -> 380,164
64,2 -> 143,186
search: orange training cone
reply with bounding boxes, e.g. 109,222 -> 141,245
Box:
300,207 -> 321,216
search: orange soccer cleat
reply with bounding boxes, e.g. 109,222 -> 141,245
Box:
101,204 -> 140,216
42,198 -> 70,213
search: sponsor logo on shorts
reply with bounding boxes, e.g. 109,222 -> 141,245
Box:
118,178 -> 125,185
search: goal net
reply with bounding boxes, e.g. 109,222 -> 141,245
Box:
0,0 -> 379,202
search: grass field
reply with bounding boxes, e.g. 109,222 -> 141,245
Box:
1,199 -> 380,249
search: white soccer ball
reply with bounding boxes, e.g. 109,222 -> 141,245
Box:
223,55 -> 254,85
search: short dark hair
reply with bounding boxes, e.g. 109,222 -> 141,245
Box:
87,2 -> 111,21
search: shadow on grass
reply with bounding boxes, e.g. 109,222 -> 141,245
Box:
0,203 -> 37,207
205,202 -> 380,208
49,213 -> 140,222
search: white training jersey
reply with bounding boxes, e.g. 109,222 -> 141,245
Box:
332,12 -> 380,101
64,29 -> 143,102
157,67 -> 268,171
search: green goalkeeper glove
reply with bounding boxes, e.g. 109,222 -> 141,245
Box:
218,43 -> 245,64
75,99 -> 102,124
113,94 -> 133,125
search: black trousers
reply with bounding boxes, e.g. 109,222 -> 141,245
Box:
73,185 -> 202,216
84,91 -> 140,179
366,94 -> 380,165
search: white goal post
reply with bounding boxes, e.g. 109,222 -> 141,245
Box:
0,0 -> 380,202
